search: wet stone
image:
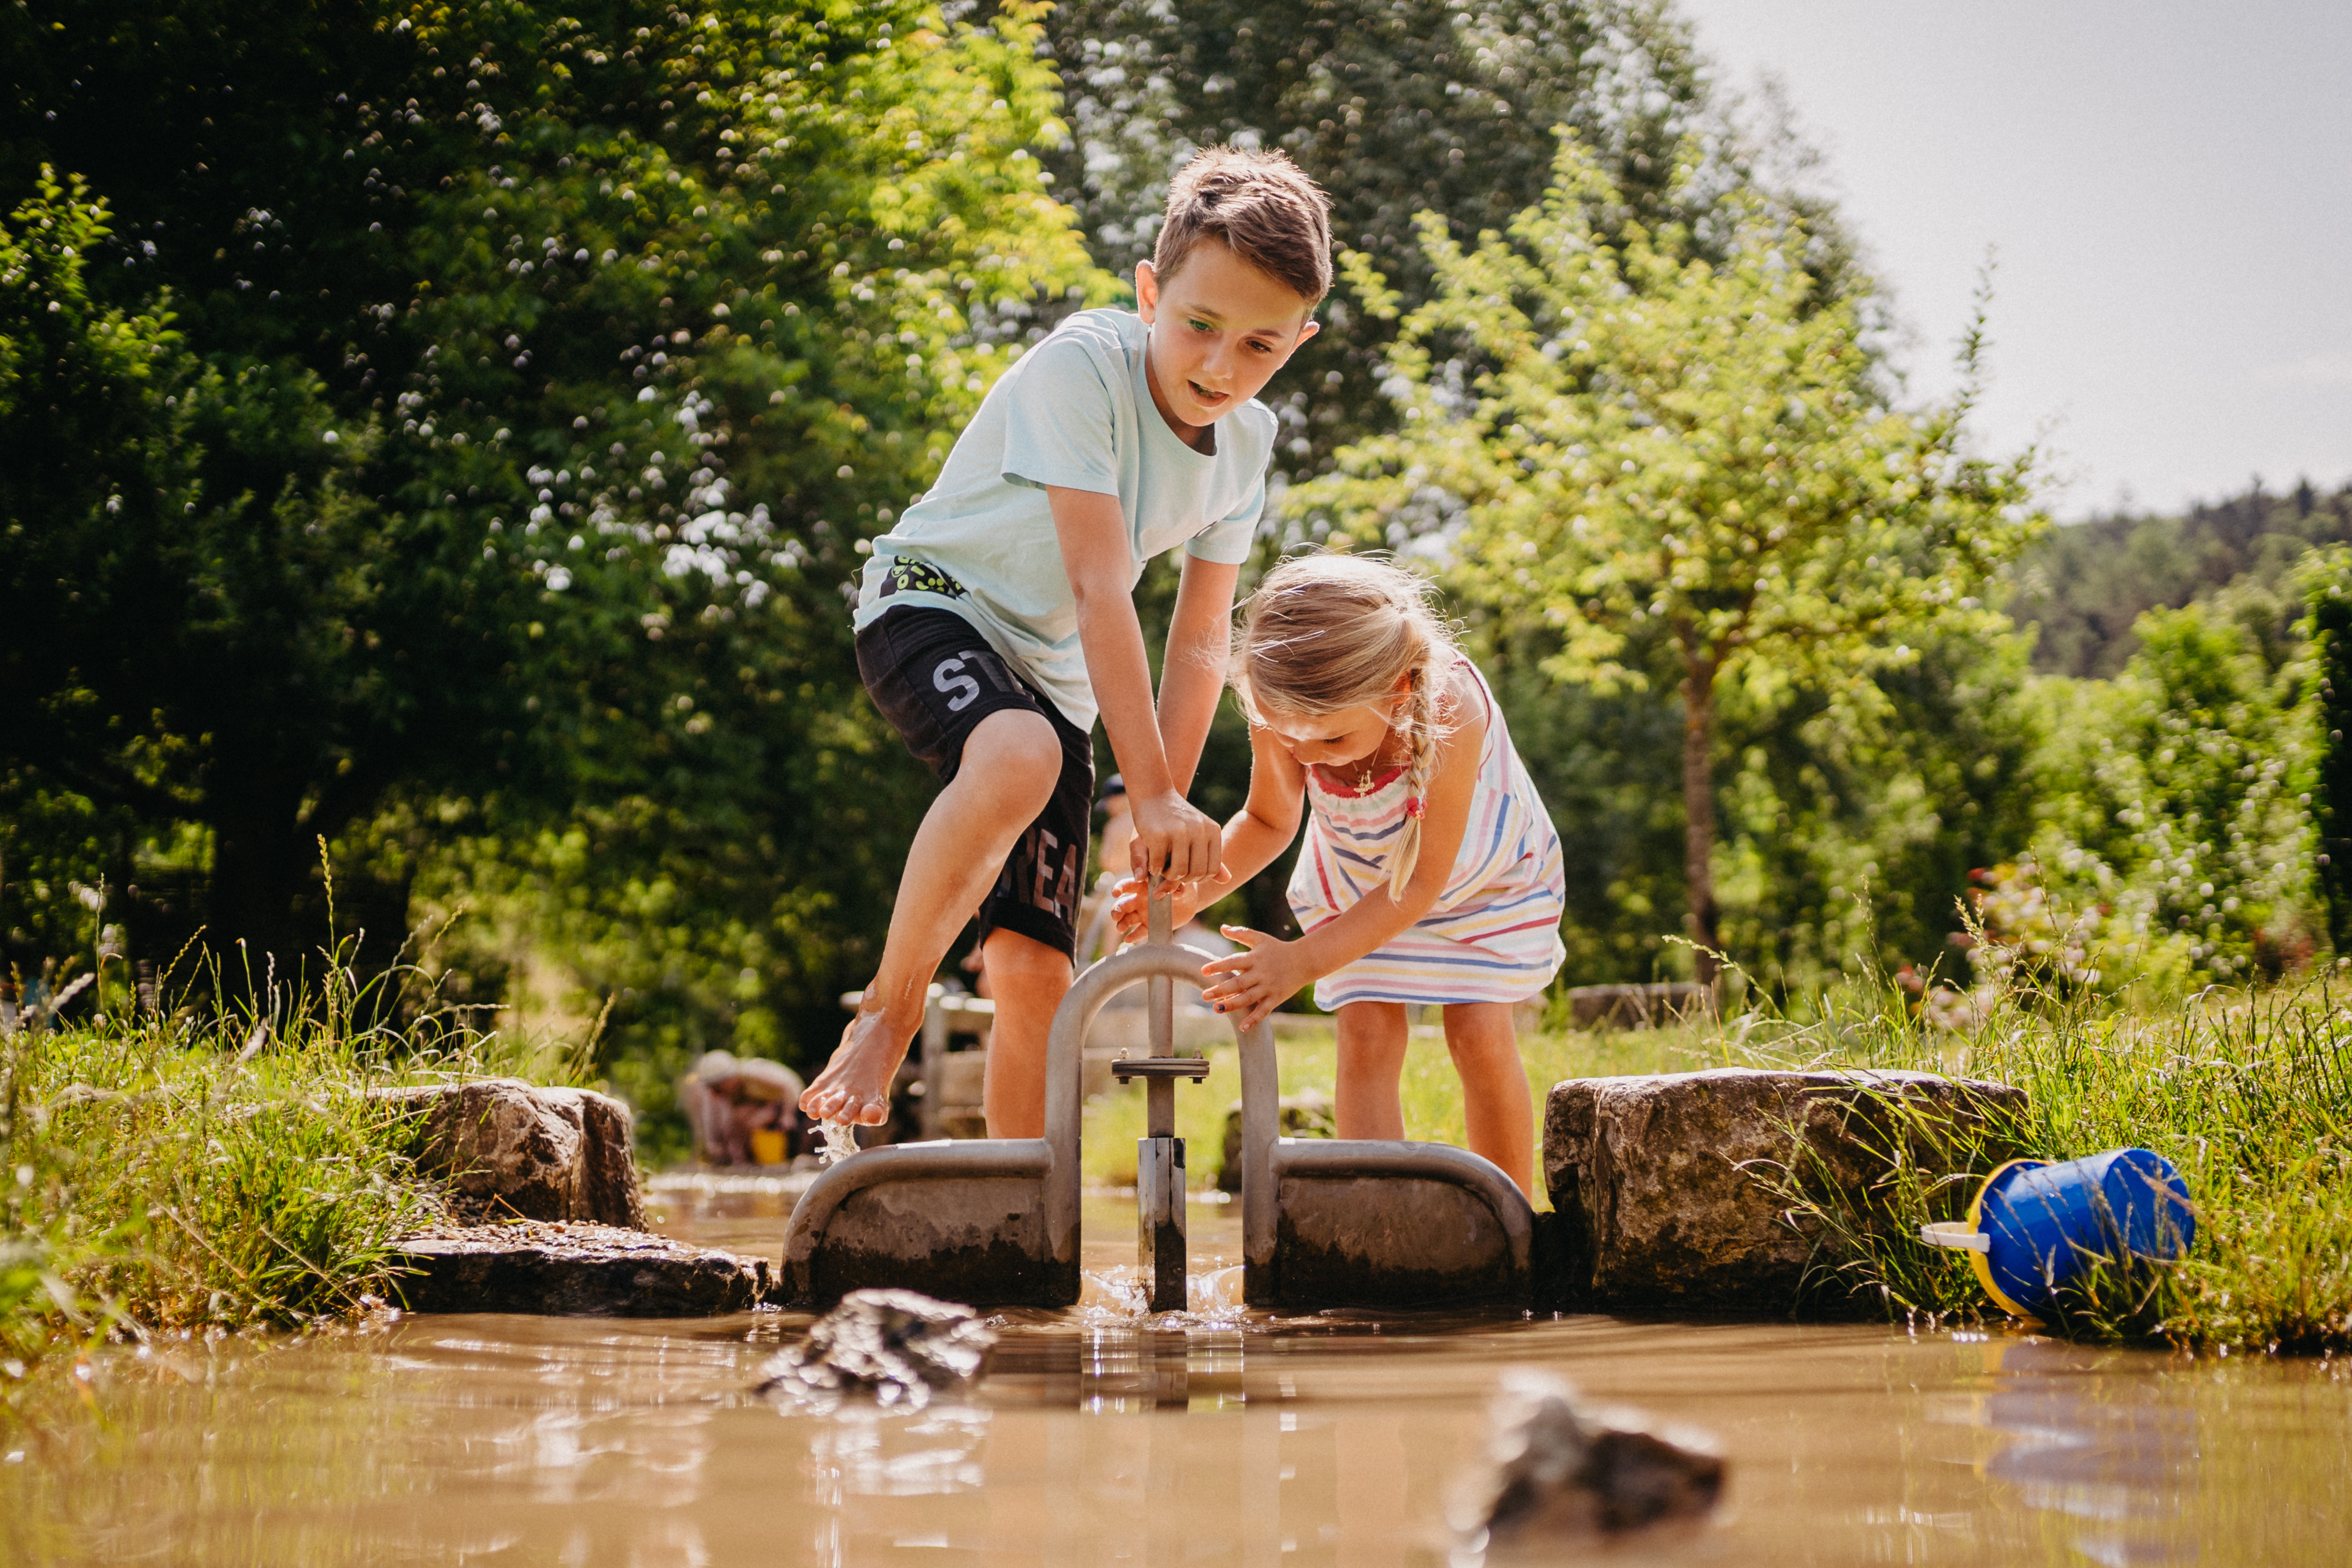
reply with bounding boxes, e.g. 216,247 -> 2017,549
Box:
756,1288 -> 996,1409
1456,1368 -> 1724,1546
390,1220 -> 770,1317
1543,1067 -> 2028,1311
375,1078 -> 646,1229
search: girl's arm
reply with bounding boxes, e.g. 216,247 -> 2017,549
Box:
1199,683 -> 1488,1029
1112,719 -> 1307,940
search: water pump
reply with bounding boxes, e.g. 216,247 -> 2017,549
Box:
1110,891 -> 1209,1312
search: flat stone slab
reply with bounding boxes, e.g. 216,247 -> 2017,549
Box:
1543,1067 -> 2027,1312
375,1079 -> 646,1229
390,1221 -> 771,1316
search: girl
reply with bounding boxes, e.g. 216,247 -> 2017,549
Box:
1116,553 -> 1565,1196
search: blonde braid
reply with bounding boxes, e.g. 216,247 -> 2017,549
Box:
1387,661 -> 1445,902
1231,552 -> 1461,905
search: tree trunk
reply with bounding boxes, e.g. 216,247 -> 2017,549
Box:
1680,658 -> 1721,987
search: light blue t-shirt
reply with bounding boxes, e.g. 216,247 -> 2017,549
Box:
854,308 -> 1276,732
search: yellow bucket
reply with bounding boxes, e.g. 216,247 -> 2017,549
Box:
749,1128 -> 788,1166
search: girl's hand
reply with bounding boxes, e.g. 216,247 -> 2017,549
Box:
1107,872 -> 1220,945
1197,926 -> 1314,1031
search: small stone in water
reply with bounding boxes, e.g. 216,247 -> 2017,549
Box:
817,1118 -> 859,1166
756,1288 -> 995,1409
1455,1368 -> 1723,1548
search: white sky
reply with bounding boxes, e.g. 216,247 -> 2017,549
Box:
1671,0 -> 2352,519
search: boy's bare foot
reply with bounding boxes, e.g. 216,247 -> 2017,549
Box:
799,1005 -> 917,1126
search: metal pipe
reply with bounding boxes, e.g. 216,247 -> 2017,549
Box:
1239,1003 -> 1280,1294
1044,942 -> 1245,1281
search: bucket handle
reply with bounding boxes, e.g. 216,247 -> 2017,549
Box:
1920,1221 -> 1990,1254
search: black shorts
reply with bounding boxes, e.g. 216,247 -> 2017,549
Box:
855,604 -> 1092,959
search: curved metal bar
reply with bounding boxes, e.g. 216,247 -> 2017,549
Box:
1044,941 -> 1268,1270
1272,1138 -> 1535,1278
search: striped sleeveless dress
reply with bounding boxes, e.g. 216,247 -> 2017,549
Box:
1287,659 -> 1567,1009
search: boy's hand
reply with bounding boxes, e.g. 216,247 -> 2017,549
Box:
1128,788 -> 1225,886
1197,927 -> 1313,1031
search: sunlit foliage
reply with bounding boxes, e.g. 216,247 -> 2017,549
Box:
1291,135 -> 2042,979
3,2 -> 1105,1105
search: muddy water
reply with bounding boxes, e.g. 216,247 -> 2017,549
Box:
3,1180 -> 2346,1567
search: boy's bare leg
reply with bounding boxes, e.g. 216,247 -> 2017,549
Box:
977,928 -> 1072,1138
801,709 -> 1062,1125
1442,1002 -> 1533,1198
1333,1000 -> 1410,1140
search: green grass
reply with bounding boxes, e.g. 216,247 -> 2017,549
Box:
18,938 -> 2351,1362
1718,977 -> 2352,1353
2,940 -> 590,1405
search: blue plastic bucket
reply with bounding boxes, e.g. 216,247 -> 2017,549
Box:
1920,1147 -> 2195,1319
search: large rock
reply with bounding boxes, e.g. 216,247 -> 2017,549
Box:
1543,1067 -> 2027,1312
379,1078 -> 645,1229
1454,1369 -> 1723,1545
390,1220 -> 770,1316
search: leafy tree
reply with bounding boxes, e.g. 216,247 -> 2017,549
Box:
2015,478 -> 2352,679
0,171 -> 484,983
1476,575 -> 2043,991
358,0 -> 1103,1086
1292,137 -> 2040,982
2305,547 -> 2352,953
1035,0 -> 1771,480
2,0 -> 1102,1072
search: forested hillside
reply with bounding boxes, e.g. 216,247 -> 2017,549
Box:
2016,479 -> 2352,678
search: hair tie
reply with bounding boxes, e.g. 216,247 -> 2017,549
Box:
1404,797 -> 1426,820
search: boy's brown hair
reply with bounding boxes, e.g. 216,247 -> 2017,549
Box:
1154,146 -> 1334,306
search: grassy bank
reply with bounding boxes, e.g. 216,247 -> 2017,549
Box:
1,976 -> 580,1404
1734,979 -> 2352,1353
1084,980 -> 2352,1354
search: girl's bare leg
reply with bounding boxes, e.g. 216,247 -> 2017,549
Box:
1442,1002 -> 1534,1199
1334,1000 -> 1410,1140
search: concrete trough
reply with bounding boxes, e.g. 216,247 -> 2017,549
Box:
784,928 -> 1538,1313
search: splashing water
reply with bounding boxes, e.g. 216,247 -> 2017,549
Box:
817,1119 -> 860,1167
1076,1263 -> 1247,1325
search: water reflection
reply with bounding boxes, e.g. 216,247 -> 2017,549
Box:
1933,1338 -> 2202,1566
2,1198 -> 2346,1567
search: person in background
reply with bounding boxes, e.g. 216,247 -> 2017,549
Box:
680,1051 -> 805,1166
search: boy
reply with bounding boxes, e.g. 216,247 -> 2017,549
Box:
800,147 -> 1332,1137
